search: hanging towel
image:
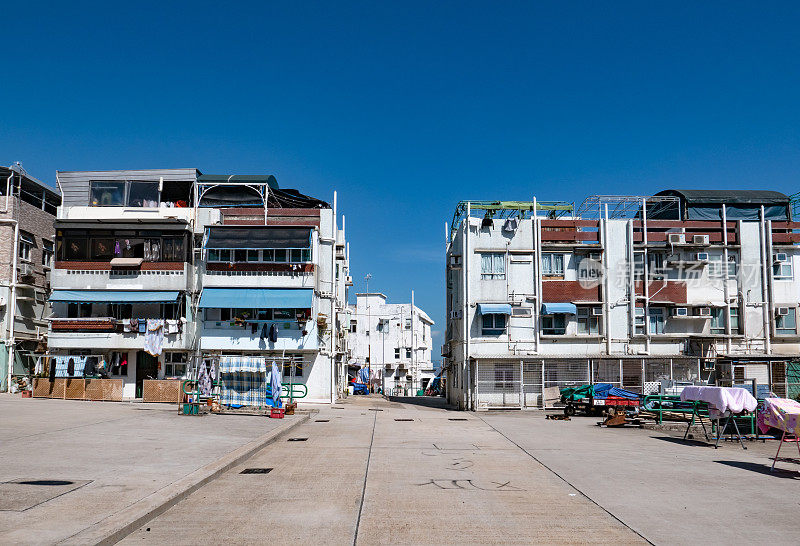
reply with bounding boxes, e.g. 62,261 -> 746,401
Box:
143,319 -> 165,356
34,356 -> 43,375
260,322 -> 268,340
269,360 -> 282,408
198,362 -> 212,396
165,319 -> 179,334
502,217 -> 519,232
269,323 -> 278,343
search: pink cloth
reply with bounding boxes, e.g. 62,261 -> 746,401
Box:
757,397 -> 800,436
680,386 -> 757,415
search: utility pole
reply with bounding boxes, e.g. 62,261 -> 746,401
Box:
365,273 -> 371,392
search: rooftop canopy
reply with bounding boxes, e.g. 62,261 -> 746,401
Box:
653,189 -> 791,221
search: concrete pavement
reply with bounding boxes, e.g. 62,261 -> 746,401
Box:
0,394 -> 304,545
124,396 -> 644,545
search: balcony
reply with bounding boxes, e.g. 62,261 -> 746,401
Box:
201,263 -> 315,288
199,321 -> 320,351
48,318 -> 194,350
52,262 -> 189,291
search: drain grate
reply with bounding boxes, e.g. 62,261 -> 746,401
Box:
240,468 -> 273,474
315,419 -> 329,422
287,437 -> 308,442
368,408 -> 384,411
394,418 -> 414,422
448,418 -> 468,421
17,480 -> 74,486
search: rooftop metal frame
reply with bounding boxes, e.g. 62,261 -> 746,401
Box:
449,200 -> 573,242
575,195 -> 680,220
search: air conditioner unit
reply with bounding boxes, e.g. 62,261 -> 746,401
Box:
696,252 -> 709,261
592,307 -> 603,316
673,307 -> 689,316
511,307 -> 532,317
774,253 -> 788,263
17,263 -> 34,278
449,310 -> 462,320
449,255 -> 462,267
668,233 -> 686,245
345,275 -> 353,285
693,235 -> 710,245
698,307 -> 712,316
777,307 -> 790,316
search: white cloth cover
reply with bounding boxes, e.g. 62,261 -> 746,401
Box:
143,319 -> 165,356
680,386 -> 757,414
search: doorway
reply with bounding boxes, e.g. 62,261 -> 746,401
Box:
136,351 -> 159,398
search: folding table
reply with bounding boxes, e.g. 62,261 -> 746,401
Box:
680,386 -> 758,450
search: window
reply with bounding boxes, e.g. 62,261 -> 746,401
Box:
577,307 -> 601,335
377,319 -> 388,332
350,320 -> 357,333
634,308 -> 645,335
710,307 -> 726,334
773,257 -> 792,280
494,362 -> 515,389
127,181 -> 159,207
406,348 -> 412,359
247,250 -> 260,262
161,303 -> 179,320
64,237 -> 88,260
67,303 -> 93,318
164,353 -> 187,378
90,181 -> 125,206
394,348 -> 400,359
283,360 -> 304,378
207,249 -> 230,262
776,308 -> 797,335
729,307 -> 740,334
541,253 -> 564,276
481,313 -> 507,336
18,232 -> 34,262
92,238 -> 114,259
541,314 -> 566,335
42,240 -> 54,268
404,318 -> 411,330
648,308 -> 665,334
480,252 -> 506,280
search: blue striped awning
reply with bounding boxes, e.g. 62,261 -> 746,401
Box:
198,288 -> 313,309
541,303 -> 577,315
477,303 -> 512,315
49,290 -> 180,303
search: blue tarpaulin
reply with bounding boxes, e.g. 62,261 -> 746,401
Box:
592,383 -> 640,400
49,290 -> 179,303
541,302 -> 577,315
477,303 -> 512,315
198,288 -> 313,309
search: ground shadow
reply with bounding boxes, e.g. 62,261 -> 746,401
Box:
386,395 -> 457,410
715,460 -> 800,479
652,435 -> 714,448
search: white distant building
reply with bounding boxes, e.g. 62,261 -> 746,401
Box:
444,191 -> 800,410
348,292 -> 434,395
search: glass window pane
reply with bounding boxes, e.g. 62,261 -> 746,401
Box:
262,249 -> 274,262
91,238 -> 114,259
65,238 -> 88,260
127,181 -> 159,207
90,181 -> 125,206
291,249 -> 302,262
274,249 -> 287,262
247,250 -> 260,262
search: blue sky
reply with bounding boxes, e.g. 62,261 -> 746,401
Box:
2,1 -> 800,357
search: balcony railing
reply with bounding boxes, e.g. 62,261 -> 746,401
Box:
50,317 -> 185,334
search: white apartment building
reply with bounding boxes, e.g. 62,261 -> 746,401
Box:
48,169 -> 350,403
348,292 -> 434,395
444,191 -> 800,410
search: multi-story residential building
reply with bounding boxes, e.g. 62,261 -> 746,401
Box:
348,292 -> 434,395
444,190 -> 800,410
49,169 -> 349,403
0,164 -> 61,391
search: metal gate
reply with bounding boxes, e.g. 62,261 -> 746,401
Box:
476,360 -> 521,408
523,361 -> 542,408
787,362 -> 800,400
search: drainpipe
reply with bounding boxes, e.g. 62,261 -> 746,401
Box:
766,217 -> 776,356
533,198 -> 542,354
463,202 -> 470,410
759,206 -> 771,354
3,171 -> 12,213
627,220 -> 635,345
642,198 -> 651,355
1,219 -> 19,391
722,205 -> 731,355
331,191 -> 337,403
602,204 -> 611,355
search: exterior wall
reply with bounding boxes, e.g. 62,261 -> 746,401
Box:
348,293 -> 434,394
445,205 -> 800,410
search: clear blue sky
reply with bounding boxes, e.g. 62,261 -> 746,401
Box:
3,1 -> 800,357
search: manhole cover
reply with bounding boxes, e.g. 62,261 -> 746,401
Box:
394,418 -> 414,422
240,468 -> 273,474
0,479 -> 91,511
287,437 -> 308,442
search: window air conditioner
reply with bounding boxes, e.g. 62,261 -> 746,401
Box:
592,307 -> 603,316
17,263 -> 34,278
777,307 -> 790,316
668,233 -> 686,244
673,307 -> 689,316
774,253 -> 788,263
696,252 -> 709,261
449,310 -> 462,320
345,275 -> 353,284
693,235 -> 710,245
511,307 -> 532,317
698,307 -> 711,316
